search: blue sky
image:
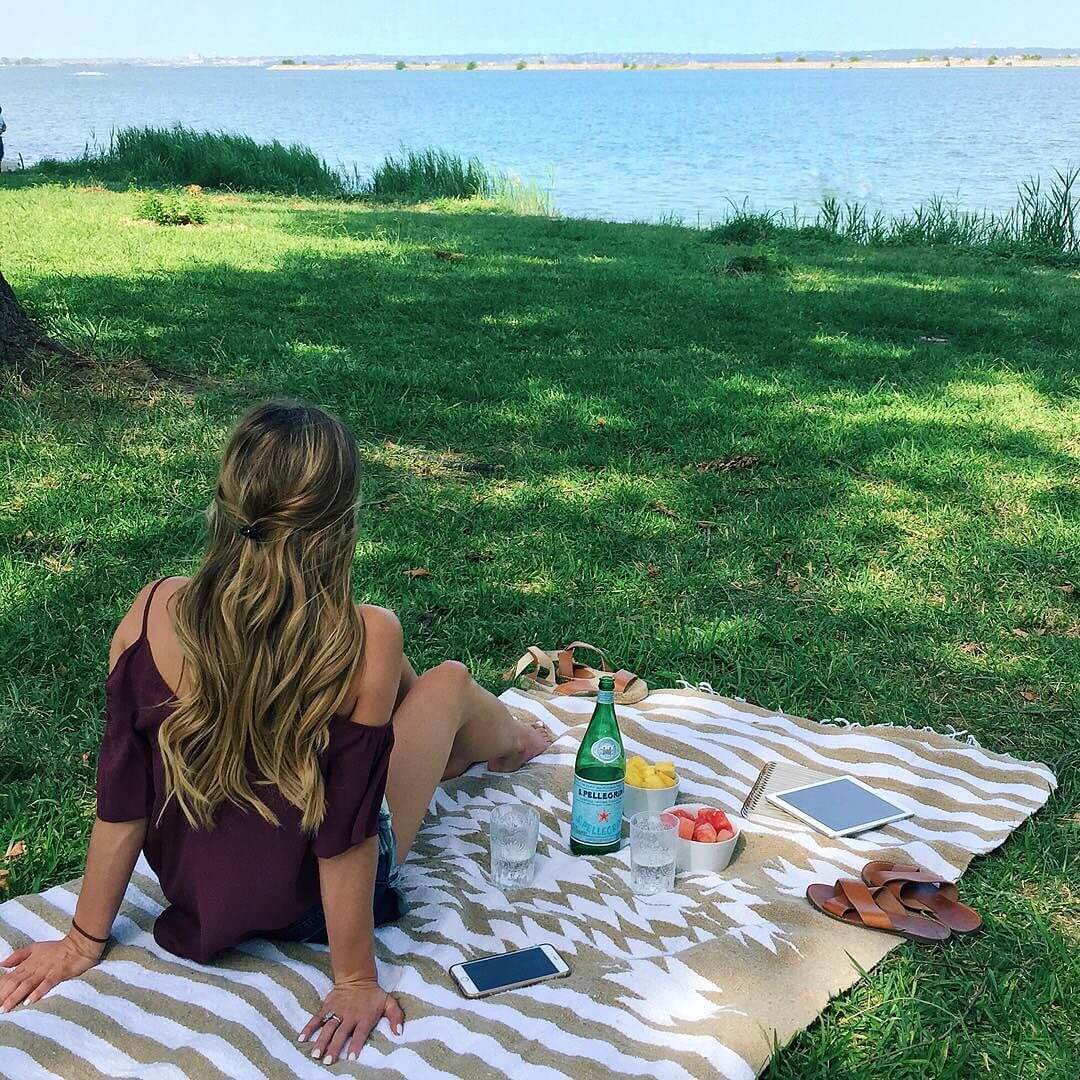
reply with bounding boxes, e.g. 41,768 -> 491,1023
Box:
6,2 -> 1080,60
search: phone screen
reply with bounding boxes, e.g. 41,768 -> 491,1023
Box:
461,947 -> 559,992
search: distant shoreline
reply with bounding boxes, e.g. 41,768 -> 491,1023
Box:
269,57 -> 1080,73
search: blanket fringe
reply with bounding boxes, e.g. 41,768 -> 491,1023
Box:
674,680 -> 982,748
677,679 -> 744,701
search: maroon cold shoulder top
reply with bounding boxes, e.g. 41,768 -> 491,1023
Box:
96,582 -> 394,963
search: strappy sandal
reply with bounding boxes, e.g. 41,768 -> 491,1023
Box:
861,862 -> 982,934
504,641 -> 649,705
806,878 -> 952,945
553,641 -> 649,704
504,646 -> 559,693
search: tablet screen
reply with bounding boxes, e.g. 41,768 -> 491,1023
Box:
771,778 -> 908,834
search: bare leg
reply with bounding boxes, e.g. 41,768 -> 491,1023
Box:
395,655 -> 419,710
395,655 -> 484,779
384,661 -> 554,862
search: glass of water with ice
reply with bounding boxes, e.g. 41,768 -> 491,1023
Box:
489,803 -> 540,890
630,811 -> 679,896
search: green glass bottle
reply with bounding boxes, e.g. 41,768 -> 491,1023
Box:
570,676 -> 625,855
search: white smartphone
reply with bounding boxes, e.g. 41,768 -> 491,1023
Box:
450,944 -> 570,998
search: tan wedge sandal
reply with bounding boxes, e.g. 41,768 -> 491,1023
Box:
504,641 -> 649,705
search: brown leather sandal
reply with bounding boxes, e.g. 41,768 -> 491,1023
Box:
806,879 -> 952,945
862,862 -> 982,934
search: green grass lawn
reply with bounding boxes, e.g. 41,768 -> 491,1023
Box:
1,181 -> 1077,1078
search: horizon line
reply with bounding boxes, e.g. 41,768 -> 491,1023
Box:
5,44 -> 1080,63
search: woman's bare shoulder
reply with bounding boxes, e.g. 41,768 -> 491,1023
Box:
109,577 -> 190,662
342,605 -> 403,727
359,604 -> 402,643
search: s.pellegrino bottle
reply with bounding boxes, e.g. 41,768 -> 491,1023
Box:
570,676 -> 625,855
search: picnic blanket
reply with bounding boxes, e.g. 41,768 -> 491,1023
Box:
0,688 -> 1056,1080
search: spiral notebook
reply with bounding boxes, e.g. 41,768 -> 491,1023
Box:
740,761 -> 838,822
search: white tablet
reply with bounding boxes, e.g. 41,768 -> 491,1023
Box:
765,776 -> 913,838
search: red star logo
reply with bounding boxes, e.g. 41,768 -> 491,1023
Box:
598,811 -> 609,822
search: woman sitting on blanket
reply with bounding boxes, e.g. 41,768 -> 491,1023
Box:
0,400 -> 554,1064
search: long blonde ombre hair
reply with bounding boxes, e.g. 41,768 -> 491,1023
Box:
160,401 -> 364,831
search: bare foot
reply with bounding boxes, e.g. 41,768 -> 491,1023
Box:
487,719 -> 557,773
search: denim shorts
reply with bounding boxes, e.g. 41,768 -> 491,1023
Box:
278,800 -> 407,943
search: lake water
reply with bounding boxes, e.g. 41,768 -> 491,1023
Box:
2,64 -> 1079,222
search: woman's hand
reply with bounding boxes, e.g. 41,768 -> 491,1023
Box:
299,977 -> 404,1065
0,932 -> 104,1012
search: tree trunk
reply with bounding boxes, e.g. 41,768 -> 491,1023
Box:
0,270 -> 77,368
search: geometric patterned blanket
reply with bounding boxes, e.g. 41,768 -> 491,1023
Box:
0,688 -> 1056,1079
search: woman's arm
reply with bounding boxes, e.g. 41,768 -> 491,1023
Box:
1,590 -> 157,1012
299,839 -> 404,1065
0,816 -> 145,1012
75,816 -> 148,938
320,837 -> 380,985
298,605 -> 405,1065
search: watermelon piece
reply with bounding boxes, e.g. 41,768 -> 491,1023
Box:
714,811 -> 733,832
698,808 -> 725,831
692,822 -> 718,844
715,827 -> 735,842
676,817 -> 696,841
670,808 -> 695,821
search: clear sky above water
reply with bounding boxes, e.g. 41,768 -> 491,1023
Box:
5,2 -> 1080,60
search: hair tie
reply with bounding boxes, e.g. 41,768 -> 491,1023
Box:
238,523 -> 262,540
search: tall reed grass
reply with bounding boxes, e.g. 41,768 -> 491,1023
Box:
362,148 -> 494,201
35,125 -> 348,197
29,127 -> 554,214
707,169 -> 1080,255
358,147 -> 552,213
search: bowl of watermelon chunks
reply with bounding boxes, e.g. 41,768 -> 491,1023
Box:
663,805 -> 740,873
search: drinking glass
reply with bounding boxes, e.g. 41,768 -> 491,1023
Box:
630,811 -> 679,896
489,803 -> 540,890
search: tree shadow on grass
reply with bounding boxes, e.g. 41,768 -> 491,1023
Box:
4,201 -> 1077,788
2,194 -> 1077,1080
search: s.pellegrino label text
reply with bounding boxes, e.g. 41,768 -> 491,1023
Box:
570,776 -> 623,848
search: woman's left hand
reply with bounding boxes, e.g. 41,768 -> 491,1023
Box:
1,933 -> 105,1012
299,977 -> 404,1065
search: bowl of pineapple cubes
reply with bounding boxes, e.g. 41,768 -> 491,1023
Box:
623,755 -> 680,821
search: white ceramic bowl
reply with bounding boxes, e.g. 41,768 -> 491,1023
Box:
669,803 -> 740,873
622,777 -> 680,822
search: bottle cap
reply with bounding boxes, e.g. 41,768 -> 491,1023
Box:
598,675 -> 615,692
